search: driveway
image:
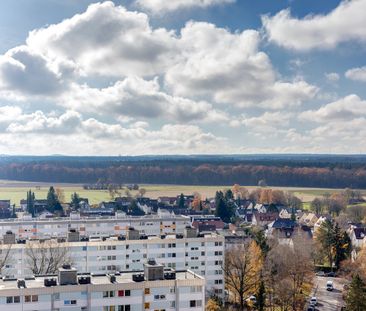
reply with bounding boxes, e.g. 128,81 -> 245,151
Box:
310,276 -> 347,311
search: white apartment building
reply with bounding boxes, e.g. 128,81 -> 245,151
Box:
0,214 -> 191,239
0,262 -> 205,311
0,229 -> 225,299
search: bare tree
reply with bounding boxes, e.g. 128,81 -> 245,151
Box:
25,240 -> 73,275
223,241 -> 263,310
55,188 -> 65,204
0,243 -> 13,275
265,235 -> 314,310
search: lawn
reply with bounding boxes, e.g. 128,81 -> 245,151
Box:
0,180 -> 364,207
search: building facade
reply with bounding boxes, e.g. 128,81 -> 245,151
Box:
0,263 -> 205,311
0,230 -> 225,299
0,215 -> 191,239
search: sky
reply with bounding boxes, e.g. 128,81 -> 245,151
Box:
0,0 -> 366,155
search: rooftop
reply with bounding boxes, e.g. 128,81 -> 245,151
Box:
0,269 -> 203,291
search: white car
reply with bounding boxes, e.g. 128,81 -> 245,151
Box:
326,280 -> 334,291
310,297 -> 317,306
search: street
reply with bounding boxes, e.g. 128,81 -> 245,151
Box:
310,276 -> 347,311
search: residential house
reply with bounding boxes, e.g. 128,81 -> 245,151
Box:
252,212 -> 279,227
299,212 -> 319,227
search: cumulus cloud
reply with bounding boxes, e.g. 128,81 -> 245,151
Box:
27,1 -> 178,77
0,46 -> 67,97
166,22 -> 317,109
60,76 -> 228,123
0,106 -> 226,155
262,0 -> 366,51
136,0 -> 235,13
345,66 -> 366,82
300,94 -> 366,122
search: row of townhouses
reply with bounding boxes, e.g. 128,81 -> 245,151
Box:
0,227 -> 225,299
0,261 -> 205,311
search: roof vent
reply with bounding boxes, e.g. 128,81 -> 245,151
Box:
17,279 -> 26,288
44,278 -> 57,287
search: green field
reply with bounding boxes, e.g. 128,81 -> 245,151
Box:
0,180 -> 364,206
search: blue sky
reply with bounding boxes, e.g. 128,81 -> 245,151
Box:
0,0 -> 366,155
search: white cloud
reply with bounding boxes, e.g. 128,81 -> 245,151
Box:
136,0 -> 235,13
325,72 -> 340,82
300,94 -> 366,122
166,22 -> 317,109
26,1 -> 178,77
262,0 -> 366,51
0,46 -> 67,97
345,66 -> 366,82
0,106 -> 226,155
60,76 -> 228,123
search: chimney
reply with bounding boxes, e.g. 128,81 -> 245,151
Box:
126,227 -> 140,240
144,259 -> 164,281
58,264 -> 77,285
184,226 -> 197,238
3,231 -> 16,244
67,229 -> 80,242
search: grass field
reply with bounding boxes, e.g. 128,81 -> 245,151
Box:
0,180 -> 365,206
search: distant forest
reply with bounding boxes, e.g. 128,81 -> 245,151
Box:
1,155 -> 366,188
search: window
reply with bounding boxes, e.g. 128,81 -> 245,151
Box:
118,306 -> 131,311
14,296 -> 20,303
215,279 -> 223,284
201,251 -> 205,256
144,288 -> 150,295
170,301 -> 176,308
125,290 -> 131,296
6,297 -> 13,304
25,295 -> 38,303
144,302 -> 150,309
154,295 -> 166,300
190,300 -> 202,307
103,291 -> 115,298
118,290 -> 125,297
64,300 -> 77,305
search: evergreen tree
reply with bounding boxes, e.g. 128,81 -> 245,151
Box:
71,192 -> 81,209
178,193 -> 185,209
252,229 -> 270,257
215,191 -> 234,223
47,186 -> 62,213
26,190 -> 35,217
224,189 -> 234,201
11,204 -> 17,218
345,274 -> 366,311
291,207 -> 296,221
129,200 -> 145,216
317,219 -> 351,269
256,279 -> 266,311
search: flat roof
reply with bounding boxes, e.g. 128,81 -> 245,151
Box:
0,270 -> 203,291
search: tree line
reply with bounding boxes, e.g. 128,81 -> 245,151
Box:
1,159 -> 366,188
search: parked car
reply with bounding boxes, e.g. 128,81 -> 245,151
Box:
307,307 -> 315,311
316,271 -> 325,277
310,297 -> 317,306
326,272 -> 336,277
326,280 -> 334,291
